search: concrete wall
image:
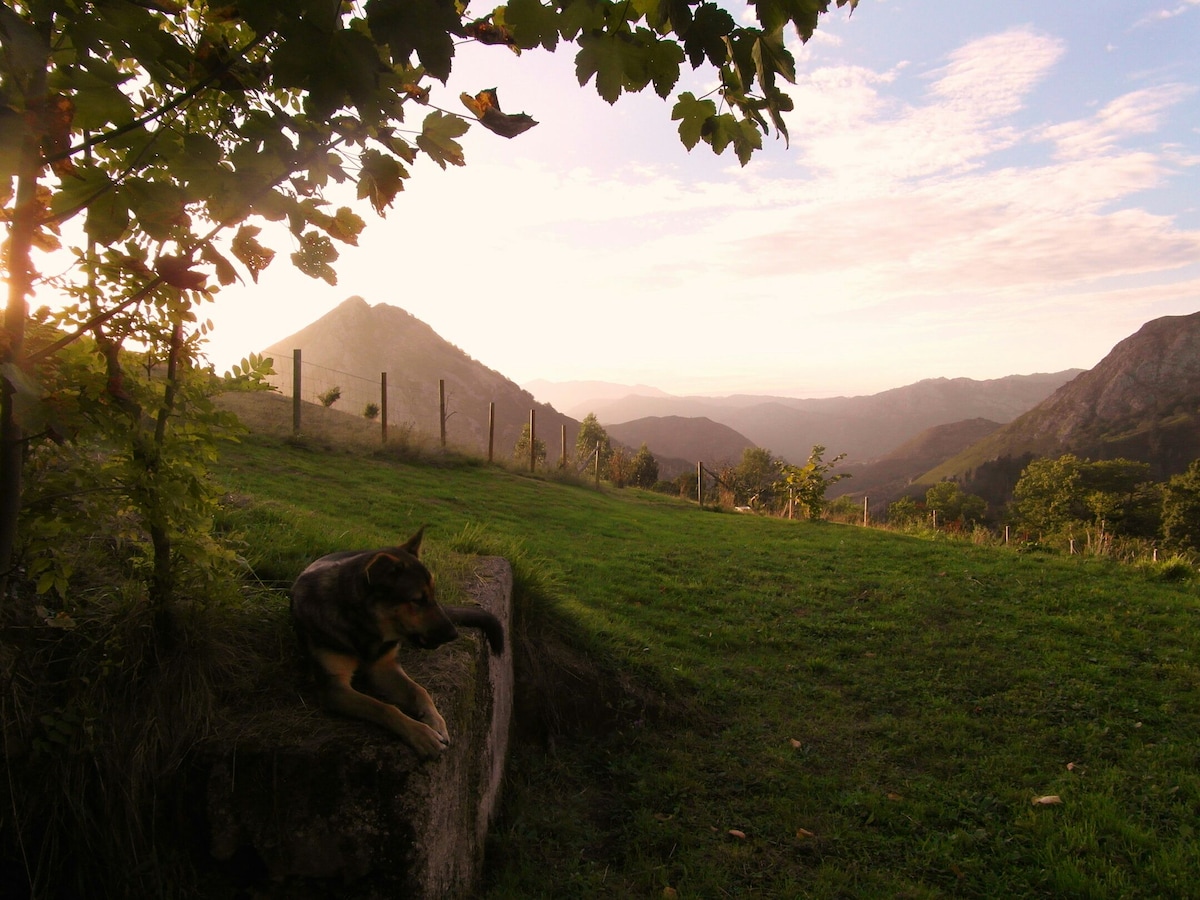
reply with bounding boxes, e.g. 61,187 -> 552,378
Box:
200,557 -> 513,899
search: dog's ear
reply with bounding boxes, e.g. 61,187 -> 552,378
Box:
364,552 -> 404,587
400,526 -> 426,558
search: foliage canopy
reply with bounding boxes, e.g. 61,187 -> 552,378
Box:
0,0 -> 857,597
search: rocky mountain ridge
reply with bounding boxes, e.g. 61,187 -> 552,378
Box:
921,311 -> 1200,487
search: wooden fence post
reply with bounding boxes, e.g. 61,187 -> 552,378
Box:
380,371 -> 388,445
439,379 -> 446,449
529,409 -> 536,473
595,442 -> 601,489
696,461 -> 703,507
863,496 -> 869,526
560,424 -> 567,469
292,349 -> 301,436
488,402 -> 495,463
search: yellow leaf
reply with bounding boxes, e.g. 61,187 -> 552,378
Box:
1032,795 -> 1062,806
796,828 -> 816,839
728,829 -> 746,840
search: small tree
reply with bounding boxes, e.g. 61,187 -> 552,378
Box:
778,445 -> 849,520
363,402 -> 380,420
608,446 -> 631,488
677,470 -> 699,500
576,413 -> 612,472
734,446 -> 782,508
629,444 -> 659,489
925,482 -> 987,527
887,496 -> 924,527
318,386 -> 342,408
1162,460 -> 1200,550
512,423 -> 546,469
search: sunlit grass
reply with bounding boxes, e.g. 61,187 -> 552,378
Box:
214,433 -> 1200,898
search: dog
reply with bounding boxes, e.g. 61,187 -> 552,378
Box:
290,527 -> 504,758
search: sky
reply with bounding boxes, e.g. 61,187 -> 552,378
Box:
198,0 -> 1200,399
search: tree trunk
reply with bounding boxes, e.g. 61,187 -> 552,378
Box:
0,41 -> 49,600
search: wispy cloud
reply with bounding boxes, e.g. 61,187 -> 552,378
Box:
1137,0 -> 1200,25
1041,84 -> 1197,159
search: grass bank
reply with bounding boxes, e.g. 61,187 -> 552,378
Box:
215,433 -> 1200,898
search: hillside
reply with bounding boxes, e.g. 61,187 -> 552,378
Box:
582,372 -> 1080,464
921,311 -> 1200,485
261,296 -> 580,460
206,433 -> 1200,900
605,415 -> 755,479
832,417 -> 1003,504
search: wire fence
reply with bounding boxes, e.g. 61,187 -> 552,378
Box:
266,350 -> 602,472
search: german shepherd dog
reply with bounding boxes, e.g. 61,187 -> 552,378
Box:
290,528 -> 504,758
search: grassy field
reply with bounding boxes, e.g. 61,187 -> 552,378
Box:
215,429 -> 1200,899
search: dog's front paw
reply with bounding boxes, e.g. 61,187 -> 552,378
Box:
407,721 -> 451,759
423,709 -> 450,746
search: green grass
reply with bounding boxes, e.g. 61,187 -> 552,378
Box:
215,434 -> 1200,898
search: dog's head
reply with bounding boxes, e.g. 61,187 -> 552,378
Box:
364,528 -> 459,650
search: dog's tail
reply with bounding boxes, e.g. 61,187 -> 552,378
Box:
446,606 -> 505,655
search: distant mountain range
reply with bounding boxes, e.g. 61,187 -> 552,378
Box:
524,379 -> 672,412
257,298 -> 1200,505
552,373 -> 1081,466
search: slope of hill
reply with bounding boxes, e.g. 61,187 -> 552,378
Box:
605,416 -> 755,479
260,296 -> 579,459
921,311 -> 1200,485
832,418 -> 1003,504
583,373 -> 1080,465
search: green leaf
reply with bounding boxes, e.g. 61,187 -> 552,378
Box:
646,34 -> 685,98
201,244 -> 240,287
357,148 -> 408,213
290,231 -> 339,285
751,0 -> 829,40
576,32 -> 651,104
558,0 -> 604,40
61,63 -> 136,133
684,3 -> 734,68
416,110 -> 469,169
0,108 -> 28,182
125,179 -> 190,242
763,84 -> 795,144
84,186 -> 131,246
0,362 -> 47,434
672,92 -> 716,151
752,27 -> 795,92
502,0 -> 560,51
231,224 -> 276,283
366,0 -> 460,82
301,203 -> 365,245
701,113 -> 762,165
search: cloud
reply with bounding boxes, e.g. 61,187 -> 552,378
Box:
1138,0 -> 1200,24
1041,84 -> 1197,159
786,29 -> 1063,184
